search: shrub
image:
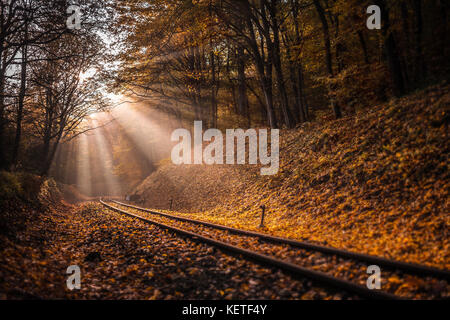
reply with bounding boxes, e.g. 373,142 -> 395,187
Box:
0,171 -> 24,203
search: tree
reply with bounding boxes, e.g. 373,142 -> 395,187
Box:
31,33 -> 106,175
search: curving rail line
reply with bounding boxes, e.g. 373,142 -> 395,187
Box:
100,199 -> 403,300
109,199 -> 450,280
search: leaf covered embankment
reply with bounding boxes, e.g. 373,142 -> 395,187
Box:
134,84 -> 449,269
0,172 -> 62,239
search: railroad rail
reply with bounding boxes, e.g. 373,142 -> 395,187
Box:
109,199 -> 450,280
100,199 -> 406,299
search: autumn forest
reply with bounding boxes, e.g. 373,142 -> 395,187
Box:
0,0 -> 449,304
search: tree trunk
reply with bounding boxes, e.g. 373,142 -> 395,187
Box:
266,0 -> 294,128
285,41 -> 301,123
11,23 -> 28,169
41,136 -> 61,176
245,10 -> 278,128
313,0 -> 342,119
412,0 -> 426,84
375,0 -> 406,97
236,46 -> 248,118
210,50 -> 218,128
0,45 -> 6,169
41,113 -> 66,176
291,0 -> 308,121
358,30 -> 370,64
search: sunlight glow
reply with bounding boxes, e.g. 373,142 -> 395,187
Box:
72,98 -> 177,197
106,92 -> 124,104
79,68 -> 97,83
111,103 -> 173,162
91,119 -> 122,196
76,133 -> 92,196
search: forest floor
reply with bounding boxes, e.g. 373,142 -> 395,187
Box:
0,201 -> 352,299
133,83 -> 449,270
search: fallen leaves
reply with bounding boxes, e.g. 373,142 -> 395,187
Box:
132,84 -> 449,270
107,201 -> 449,299
0,202 -> 351,299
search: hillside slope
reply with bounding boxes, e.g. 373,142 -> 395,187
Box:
133,84 -> 449,269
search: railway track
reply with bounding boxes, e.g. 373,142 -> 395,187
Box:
100,199 -> 450,300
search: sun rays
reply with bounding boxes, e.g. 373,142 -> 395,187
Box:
70,99 -> 174,197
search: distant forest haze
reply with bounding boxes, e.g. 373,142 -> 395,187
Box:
51,103 -> 177,196
0,0 -> 448,196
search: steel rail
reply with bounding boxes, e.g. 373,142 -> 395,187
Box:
110,200 -> 450,280
100,200 -> 399,300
